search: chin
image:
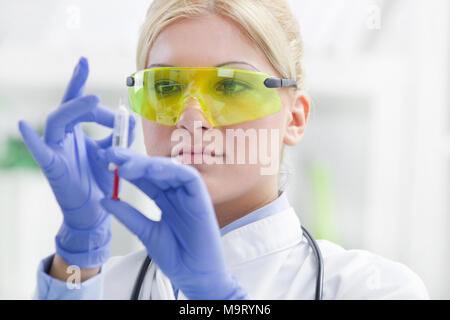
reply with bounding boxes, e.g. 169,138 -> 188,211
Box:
195,168 -> 230,203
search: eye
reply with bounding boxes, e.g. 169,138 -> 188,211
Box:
154,80 -> 183,97
215,79 -> 251,96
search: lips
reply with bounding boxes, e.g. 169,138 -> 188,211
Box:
174,145 -> 229,161
177,145 -> 222,157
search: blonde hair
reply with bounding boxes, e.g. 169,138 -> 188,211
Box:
136,0 -> 304,89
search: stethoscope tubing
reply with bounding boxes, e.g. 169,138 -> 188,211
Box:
131,225 -> 324,300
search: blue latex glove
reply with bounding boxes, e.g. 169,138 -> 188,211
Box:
18,57 -> 136,268
98,147 -> 249,300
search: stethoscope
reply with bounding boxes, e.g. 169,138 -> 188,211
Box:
130,225 -> 324,300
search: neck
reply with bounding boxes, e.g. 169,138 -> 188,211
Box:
214,176 -> 280,228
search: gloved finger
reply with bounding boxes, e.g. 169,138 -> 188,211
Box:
177,165 -> 206,197
95,114 -> 136,149
101,198 -> 178,268
100,198 -> 155,242
99,150 -> 170,191
141,156 -> 200,187
116,156 -> 149,181
122,154 -> 176,189
95,134 -> 113,150
147,164 -> 181,190
104,159 -> 174,220
45,94 -> 100,145
65,104 -> 115,133
164,187 -> 199,229
61,56 -> 89,104
150,160 -> 201,193
101,147 -> 183,189
113,163 -> 178,220
18,120 -> 54,168
98,146 -> 134,167
132,156 -> 190,189
144,160 -> 172,190
127,114 -> 136,147
131,178 -> 162,200
96,149 -> 166,200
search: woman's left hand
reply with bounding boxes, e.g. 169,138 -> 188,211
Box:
98,147 -> 248,300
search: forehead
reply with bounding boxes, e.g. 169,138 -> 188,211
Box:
147,14 -> 278,75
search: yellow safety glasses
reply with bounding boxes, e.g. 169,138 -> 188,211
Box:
126,67 -> 297,127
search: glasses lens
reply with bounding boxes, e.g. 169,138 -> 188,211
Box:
205,69 -> 282,126
128,68 -> 283,126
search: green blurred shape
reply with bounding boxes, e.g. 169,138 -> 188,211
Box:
0,124 -> 95,170
0,126 -> 44,170
309,161 -> 339,243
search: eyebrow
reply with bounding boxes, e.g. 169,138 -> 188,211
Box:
147,61 -> 260,72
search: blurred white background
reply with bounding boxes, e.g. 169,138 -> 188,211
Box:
0,0 -> 449,299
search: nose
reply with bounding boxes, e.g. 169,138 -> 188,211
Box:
176,96 -> 213,133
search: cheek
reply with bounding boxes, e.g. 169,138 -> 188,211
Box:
238,106 -> 288,152
203,114 -> 285,201
141,119 -> 173,156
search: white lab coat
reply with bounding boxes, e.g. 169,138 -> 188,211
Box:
102,206 -> 429,299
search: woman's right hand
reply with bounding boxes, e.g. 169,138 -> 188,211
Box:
18,57 -> 135,268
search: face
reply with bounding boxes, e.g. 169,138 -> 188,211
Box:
142,13 -> 309,206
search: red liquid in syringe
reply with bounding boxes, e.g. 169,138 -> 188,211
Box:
112,168 -> 120,200
110,102 -> 129,200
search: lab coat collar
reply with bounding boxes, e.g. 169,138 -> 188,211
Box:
221,207 -> 303,268
220,191 -> 291,236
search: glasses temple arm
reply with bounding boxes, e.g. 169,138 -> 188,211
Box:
264,78 -> 297,89
126,76 -> 135,87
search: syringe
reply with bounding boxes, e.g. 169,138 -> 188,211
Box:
110,99 -> 129,200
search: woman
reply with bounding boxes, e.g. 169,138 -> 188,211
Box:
19,0 -> 429,299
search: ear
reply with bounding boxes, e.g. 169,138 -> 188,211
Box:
283,90 -> 310,146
